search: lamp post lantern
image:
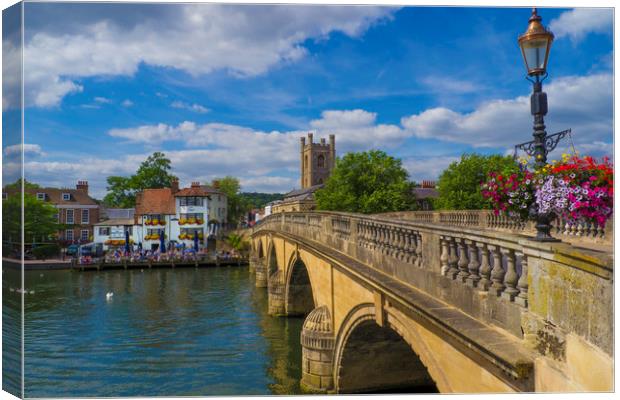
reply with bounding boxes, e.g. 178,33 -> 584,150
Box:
516,8 -> 562,242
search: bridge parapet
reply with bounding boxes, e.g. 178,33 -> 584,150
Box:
253,210 -> 613,391
378,210 -> 612,246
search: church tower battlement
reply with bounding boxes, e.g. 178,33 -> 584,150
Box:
300,133 -> 335,189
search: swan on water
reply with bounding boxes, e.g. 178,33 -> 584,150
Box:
106,292 -> 113,300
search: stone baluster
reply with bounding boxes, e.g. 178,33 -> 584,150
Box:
456,238 -> 470,282
488,245 -> 505,296
465,240 -> 480,288
405,232 -> 415,264
447,238 -> 459,279
501,249 -> 519,301
515,253 -> 528,307
439,236 -> 449,276
415,232 -> 423,268
476,243 -> 491,291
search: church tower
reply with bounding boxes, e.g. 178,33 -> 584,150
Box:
300,133 -> 335,189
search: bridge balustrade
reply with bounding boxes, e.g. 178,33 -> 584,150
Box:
378,210 -> 611,245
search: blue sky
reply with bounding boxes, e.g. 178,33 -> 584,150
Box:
2,3 -> 614,198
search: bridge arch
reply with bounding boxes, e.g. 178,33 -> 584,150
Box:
266,239 -> 279,277
284,251 -> 315,316
256,238 -> 264,259
333,303 -> 438,393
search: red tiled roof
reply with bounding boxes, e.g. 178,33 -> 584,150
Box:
135,188 -> 176,215
174,186 -> 212,197
4,187 -> 98,205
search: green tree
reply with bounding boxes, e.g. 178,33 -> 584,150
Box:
3,194 -> 61,245
435,153 -> 520,210
211,176 -> 250,225
4,178 -> 40,190
315,150 -> 417,214
132,151 -> 176,190
102,176 -> 135,208
103,152 -> 177,207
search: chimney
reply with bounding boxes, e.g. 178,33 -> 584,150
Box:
191,181 -> 200,188
76,180 -> 89,194
171,178 -> 179,193
307,132 -> 313,143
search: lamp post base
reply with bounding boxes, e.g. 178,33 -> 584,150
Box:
530,214 -> 561,242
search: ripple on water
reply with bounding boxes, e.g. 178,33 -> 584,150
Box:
12,266 -> 303,397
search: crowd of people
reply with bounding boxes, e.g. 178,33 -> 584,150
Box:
78,245 -> 241,265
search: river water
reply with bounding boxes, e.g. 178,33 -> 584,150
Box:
2,266 -> 304,397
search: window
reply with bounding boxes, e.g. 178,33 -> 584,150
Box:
304,155 -> 308,169
36,193 -> 46,201
81,230 -> 89,241
53,213 -> 59,222
179,197 -> 203,206
2,192 -> 7,200
62,193 -> 71,201
317,154 -> 325,168
66,209 -> 74,224
66,229 -> 74,241
98,227 -> 110,236
82,209 -> 89,224
147,228 -> 164,236
180,213 -> 203,221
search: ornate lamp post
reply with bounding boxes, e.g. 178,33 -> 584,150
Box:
516,7 -> 562,241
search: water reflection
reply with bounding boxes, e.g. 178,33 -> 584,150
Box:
7,266 -> 305,397
2,267 -> 22,397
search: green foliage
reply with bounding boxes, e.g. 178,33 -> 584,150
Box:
211,176 -> 249,224
132,152 -> 176,190
4,178 -> 40,190
239,192 -> 284,209
3,194 -> 62,244
435,153 -> 520,210
225,233 -> 249,254
315,150 -> 417,214
103,152 -> 177,207
32,244 -> 61,260
103,176 -> 135,208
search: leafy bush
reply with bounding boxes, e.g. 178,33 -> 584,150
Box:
32,244 -> 60,260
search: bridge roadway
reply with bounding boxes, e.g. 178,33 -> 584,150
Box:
250,211 -> 613,394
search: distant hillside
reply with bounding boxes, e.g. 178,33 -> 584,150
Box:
240,192 -> 284,209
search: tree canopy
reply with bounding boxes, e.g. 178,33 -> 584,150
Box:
3,193 -> 61,245
435,153 -> 520,210
315,150 -> 417,214
4,178 -> 40,190
103,152 -> 177,207
211,176 -> 248,224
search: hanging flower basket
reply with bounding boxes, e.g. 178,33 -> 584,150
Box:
483,155 -> 613,228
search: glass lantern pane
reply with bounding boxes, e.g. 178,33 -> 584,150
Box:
522,38 -> 548,71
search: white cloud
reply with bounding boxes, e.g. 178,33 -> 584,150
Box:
122,99 -> 134,107
549,8 -> 613,43
94,96 -> 112,104
3,143 -> 46,158
401,73 -> 612,150
171,101 -> 210,113
403,156 -> 459,182
310,109 -> 406,151
22,4 -> 394,107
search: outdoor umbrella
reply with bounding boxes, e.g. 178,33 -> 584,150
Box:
159,231 -> 166,253
193,231 -> 199,250
124,230 -> 130,254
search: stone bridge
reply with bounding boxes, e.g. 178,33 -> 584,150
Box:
249,211 -> 613,394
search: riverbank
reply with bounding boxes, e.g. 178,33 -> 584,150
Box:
2,257 -> 72,270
